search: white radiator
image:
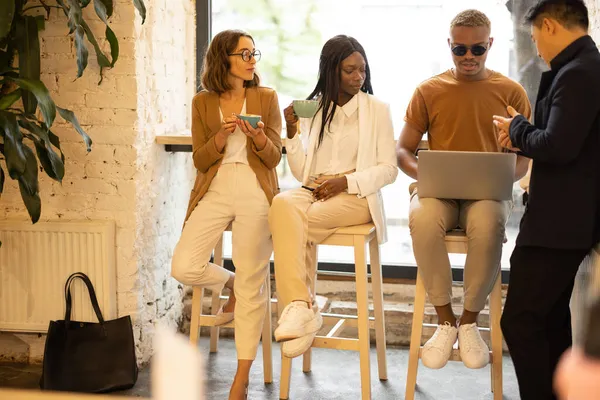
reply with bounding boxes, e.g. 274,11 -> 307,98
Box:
0,221 -> 116,332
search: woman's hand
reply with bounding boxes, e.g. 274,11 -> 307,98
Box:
215,115 -> 237,152
238,119 -> 267,150
283,103 -> 299,139
313,176 -> 348,201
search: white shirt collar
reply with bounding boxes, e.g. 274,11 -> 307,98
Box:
339,94 -> 358,118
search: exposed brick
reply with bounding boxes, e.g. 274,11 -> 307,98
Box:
85,92 -> 137,109
85,161 -> 136,180
41,37 -> 72,54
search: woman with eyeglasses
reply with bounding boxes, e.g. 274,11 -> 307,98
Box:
171,29 -> 281,400
268,35 -> 398,358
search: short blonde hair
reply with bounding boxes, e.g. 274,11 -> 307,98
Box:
450,9 -> 491,31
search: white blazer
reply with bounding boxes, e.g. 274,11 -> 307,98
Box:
285,91 -> 398,243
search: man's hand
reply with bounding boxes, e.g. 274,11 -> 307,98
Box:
493,106 -> 522,152
555,347 -> 600,399
312,176 -> 348,201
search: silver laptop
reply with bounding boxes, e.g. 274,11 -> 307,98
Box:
417,150 -> 516,201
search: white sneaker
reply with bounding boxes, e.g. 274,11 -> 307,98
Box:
458,323 -> 489,369
421,322 -> 458,369
274,301 -> 323,342
282,330 -> 317,358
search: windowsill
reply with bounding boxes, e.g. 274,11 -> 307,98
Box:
155,134 -> 428,154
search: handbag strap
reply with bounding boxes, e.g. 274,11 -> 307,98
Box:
64,272 -> 105,324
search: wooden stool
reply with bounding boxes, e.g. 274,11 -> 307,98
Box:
189,226 -> 274,384
279,223 -> 387,400
405,230 -> 503,400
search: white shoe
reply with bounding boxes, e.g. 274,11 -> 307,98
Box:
458,323 -> 489,369
421,322 -> 458,369
282,330 -> 317,358
274,301 -> 322,342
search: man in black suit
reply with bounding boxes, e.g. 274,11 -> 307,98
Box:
492,0 -> 600,399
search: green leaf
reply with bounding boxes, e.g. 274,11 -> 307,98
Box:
31,135 -> 65,182
16,16 -> 41,114
17,145 -> 41,224
18,117 -> 65,181
97,0 -> 113,18
74,25 -> 88,78
66,0 -> 82,34
92,0 -> 119,66
80,20 -> 111,82
6,76 -> 56,128
133,0 -> 146,24
0,89 -> 22,110
0,165 -> 5,193
81,0 -> 92,7
57,106 -> 92,151
0,111 -> 27,179
0,0 -> 15,41
18,139 -> 39,196
34,15 -> 45,31
48,130 -> 65,164
106,25 -> 118,67
93,0 -> 109,23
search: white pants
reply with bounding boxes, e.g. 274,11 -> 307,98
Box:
171,163 -> 272,360
268,188 -> 371,308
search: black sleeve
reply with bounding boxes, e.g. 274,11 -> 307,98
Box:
509,68 -> 600,165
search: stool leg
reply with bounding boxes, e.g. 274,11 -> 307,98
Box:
210,288 -> 221,353
405,271 -> 426,400
280,355 -> 292,399
302,245 -> 318,374
490,272 -> 503,399
210,235 -> 225,353
262,273 -> 273,384
369,238 -> 388,381
190,286 -> 202,346
354,236 -> 372,399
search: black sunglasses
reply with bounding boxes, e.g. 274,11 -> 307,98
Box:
451,43 -> 489,57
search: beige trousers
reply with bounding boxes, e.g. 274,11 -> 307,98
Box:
409,192 -> 511,312
171,163 -> 272,360
268,188 -> 371,308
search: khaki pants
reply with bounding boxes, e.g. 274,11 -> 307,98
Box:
409,192 -> 511,312
268,188 -> 371,308
171,163 -> 272,360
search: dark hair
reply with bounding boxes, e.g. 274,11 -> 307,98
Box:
200,30 -> 260,94
307,35 -> 373,147
524,0 -> 589,30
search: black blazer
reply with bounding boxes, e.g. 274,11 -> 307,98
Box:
510,35 -> 600,249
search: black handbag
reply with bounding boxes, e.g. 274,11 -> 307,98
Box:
40,272 -> 138,393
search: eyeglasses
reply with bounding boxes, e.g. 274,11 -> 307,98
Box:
451,43 -> 489,57
228,49 -> 261,62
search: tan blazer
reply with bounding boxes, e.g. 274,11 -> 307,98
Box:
185,87 -> 283,222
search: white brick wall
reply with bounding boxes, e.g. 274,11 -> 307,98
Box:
0,1 -> 195,363
589,0 -> 600,40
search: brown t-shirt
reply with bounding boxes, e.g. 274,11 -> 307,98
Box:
405,69 -> 532,152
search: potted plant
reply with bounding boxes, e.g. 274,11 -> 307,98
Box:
0,0 -> 146,232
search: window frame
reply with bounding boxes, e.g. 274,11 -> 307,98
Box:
197,0 -> 510,284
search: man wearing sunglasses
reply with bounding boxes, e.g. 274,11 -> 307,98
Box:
396,9 -> 531,371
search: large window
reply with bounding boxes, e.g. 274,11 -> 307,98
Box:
201,0 -> 545,274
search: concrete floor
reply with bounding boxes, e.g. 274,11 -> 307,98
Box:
0,338 -> 521,399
